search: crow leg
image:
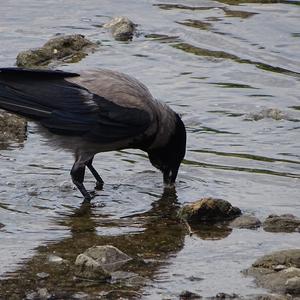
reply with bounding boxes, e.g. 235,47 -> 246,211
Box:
86,157 -> 104,190
71,161 -> 92,201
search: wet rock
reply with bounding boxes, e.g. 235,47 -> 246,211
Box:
0,111 -> 27,143
245,249 -> 300,296
263,214 -> 300,233
179,290 -> 202,299
48,254 -> 64,264
71,292 -> 90,299
252,295 -> 290,300
103,16 -> 136,41
26,288 -> 51,300
285,276 -> 300,295
229,215 -> 261,229
209,293 -> 240,299
83,245 -> 132,272
16,34 -> 96,68
110,270 -> 147,287
59,181 -> 75,192
99,290 -> 141,299
245,108 -> 288,121
36,272 -> 50,279
75,253 -> 111,281
178,198 -> 241,223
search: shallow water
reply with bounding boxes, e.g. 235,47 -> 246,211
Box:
0,0 -> 300,298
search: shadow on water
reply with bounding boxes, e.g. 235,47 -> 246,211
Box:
0,189 -> 235,298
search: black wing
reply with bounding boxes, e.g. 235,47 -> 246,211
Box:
0,68 -> 151,142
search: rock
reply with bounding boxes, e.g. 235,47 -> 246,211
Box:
36,272 -> 50,279
83,245 -> 132,272
252,249 -> 300,269
75,253 -> 111,281
229,215 -> 261,229
210,293 -> 240,299
245,108 -> 287,121
0,223 -> 4,229
16,34 -> 96,68
245,249 -> 300,296
253,294 -> 290,300
178,198 -> 241,223
75,245 -> 131,280
263,214 -> 300,233
48,254 -> 64,264
285,276 -> 300,295
0,111 -> 27,143
59,181 -> 74,192
26,288 -> 51,300
71,292 -> 90,299
103,16 -> 136,41
179,290 -> 202,299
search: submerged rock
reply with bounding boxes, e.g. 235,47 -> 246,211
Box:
16,34 -> 96,68
103,16 -> 136,41
245,108 -> 289,121
180,290 -> 202,299
0,111 -> 27,143
75,245 -> 132,280
245,249 -> 300,296
178,198 -> 241,223
263,214 -> 300,233
229,215 -> 261,229
83,245 -> 132,272
209,293 -> 240,299
75,253 -> 111,281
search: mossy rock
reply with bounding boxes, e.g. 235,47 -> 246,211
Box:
16,34 -> 97,68
178,197 -> 241,223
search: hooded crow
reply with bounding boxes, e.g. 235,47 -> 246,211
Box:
0,68 -> 186,200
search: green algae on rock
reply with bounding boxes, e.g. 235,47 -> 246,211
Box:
178,198 -> 241,223
16,34 -> 97,68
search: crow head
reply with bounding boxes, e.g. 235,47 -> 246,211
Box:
148,114 -> 186,187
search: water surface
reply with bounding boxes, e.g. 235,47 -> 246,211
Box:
0,0 -> 300,298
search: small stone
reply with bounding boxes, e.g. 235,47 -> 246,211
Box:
273,265 -> 286,272
59,181 -> 74,192
103,16 -> 136,41
229,215 -> 261,229
263,214 -> 300,233
48,254 -> 64,264
285,276 -> 300,295
71,292 -> 90,299
213,293 -> 239,299
37,288 -> 51,299
180,290 -> 202,299
178,198 -> 241,223
36,272 -> 50,279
